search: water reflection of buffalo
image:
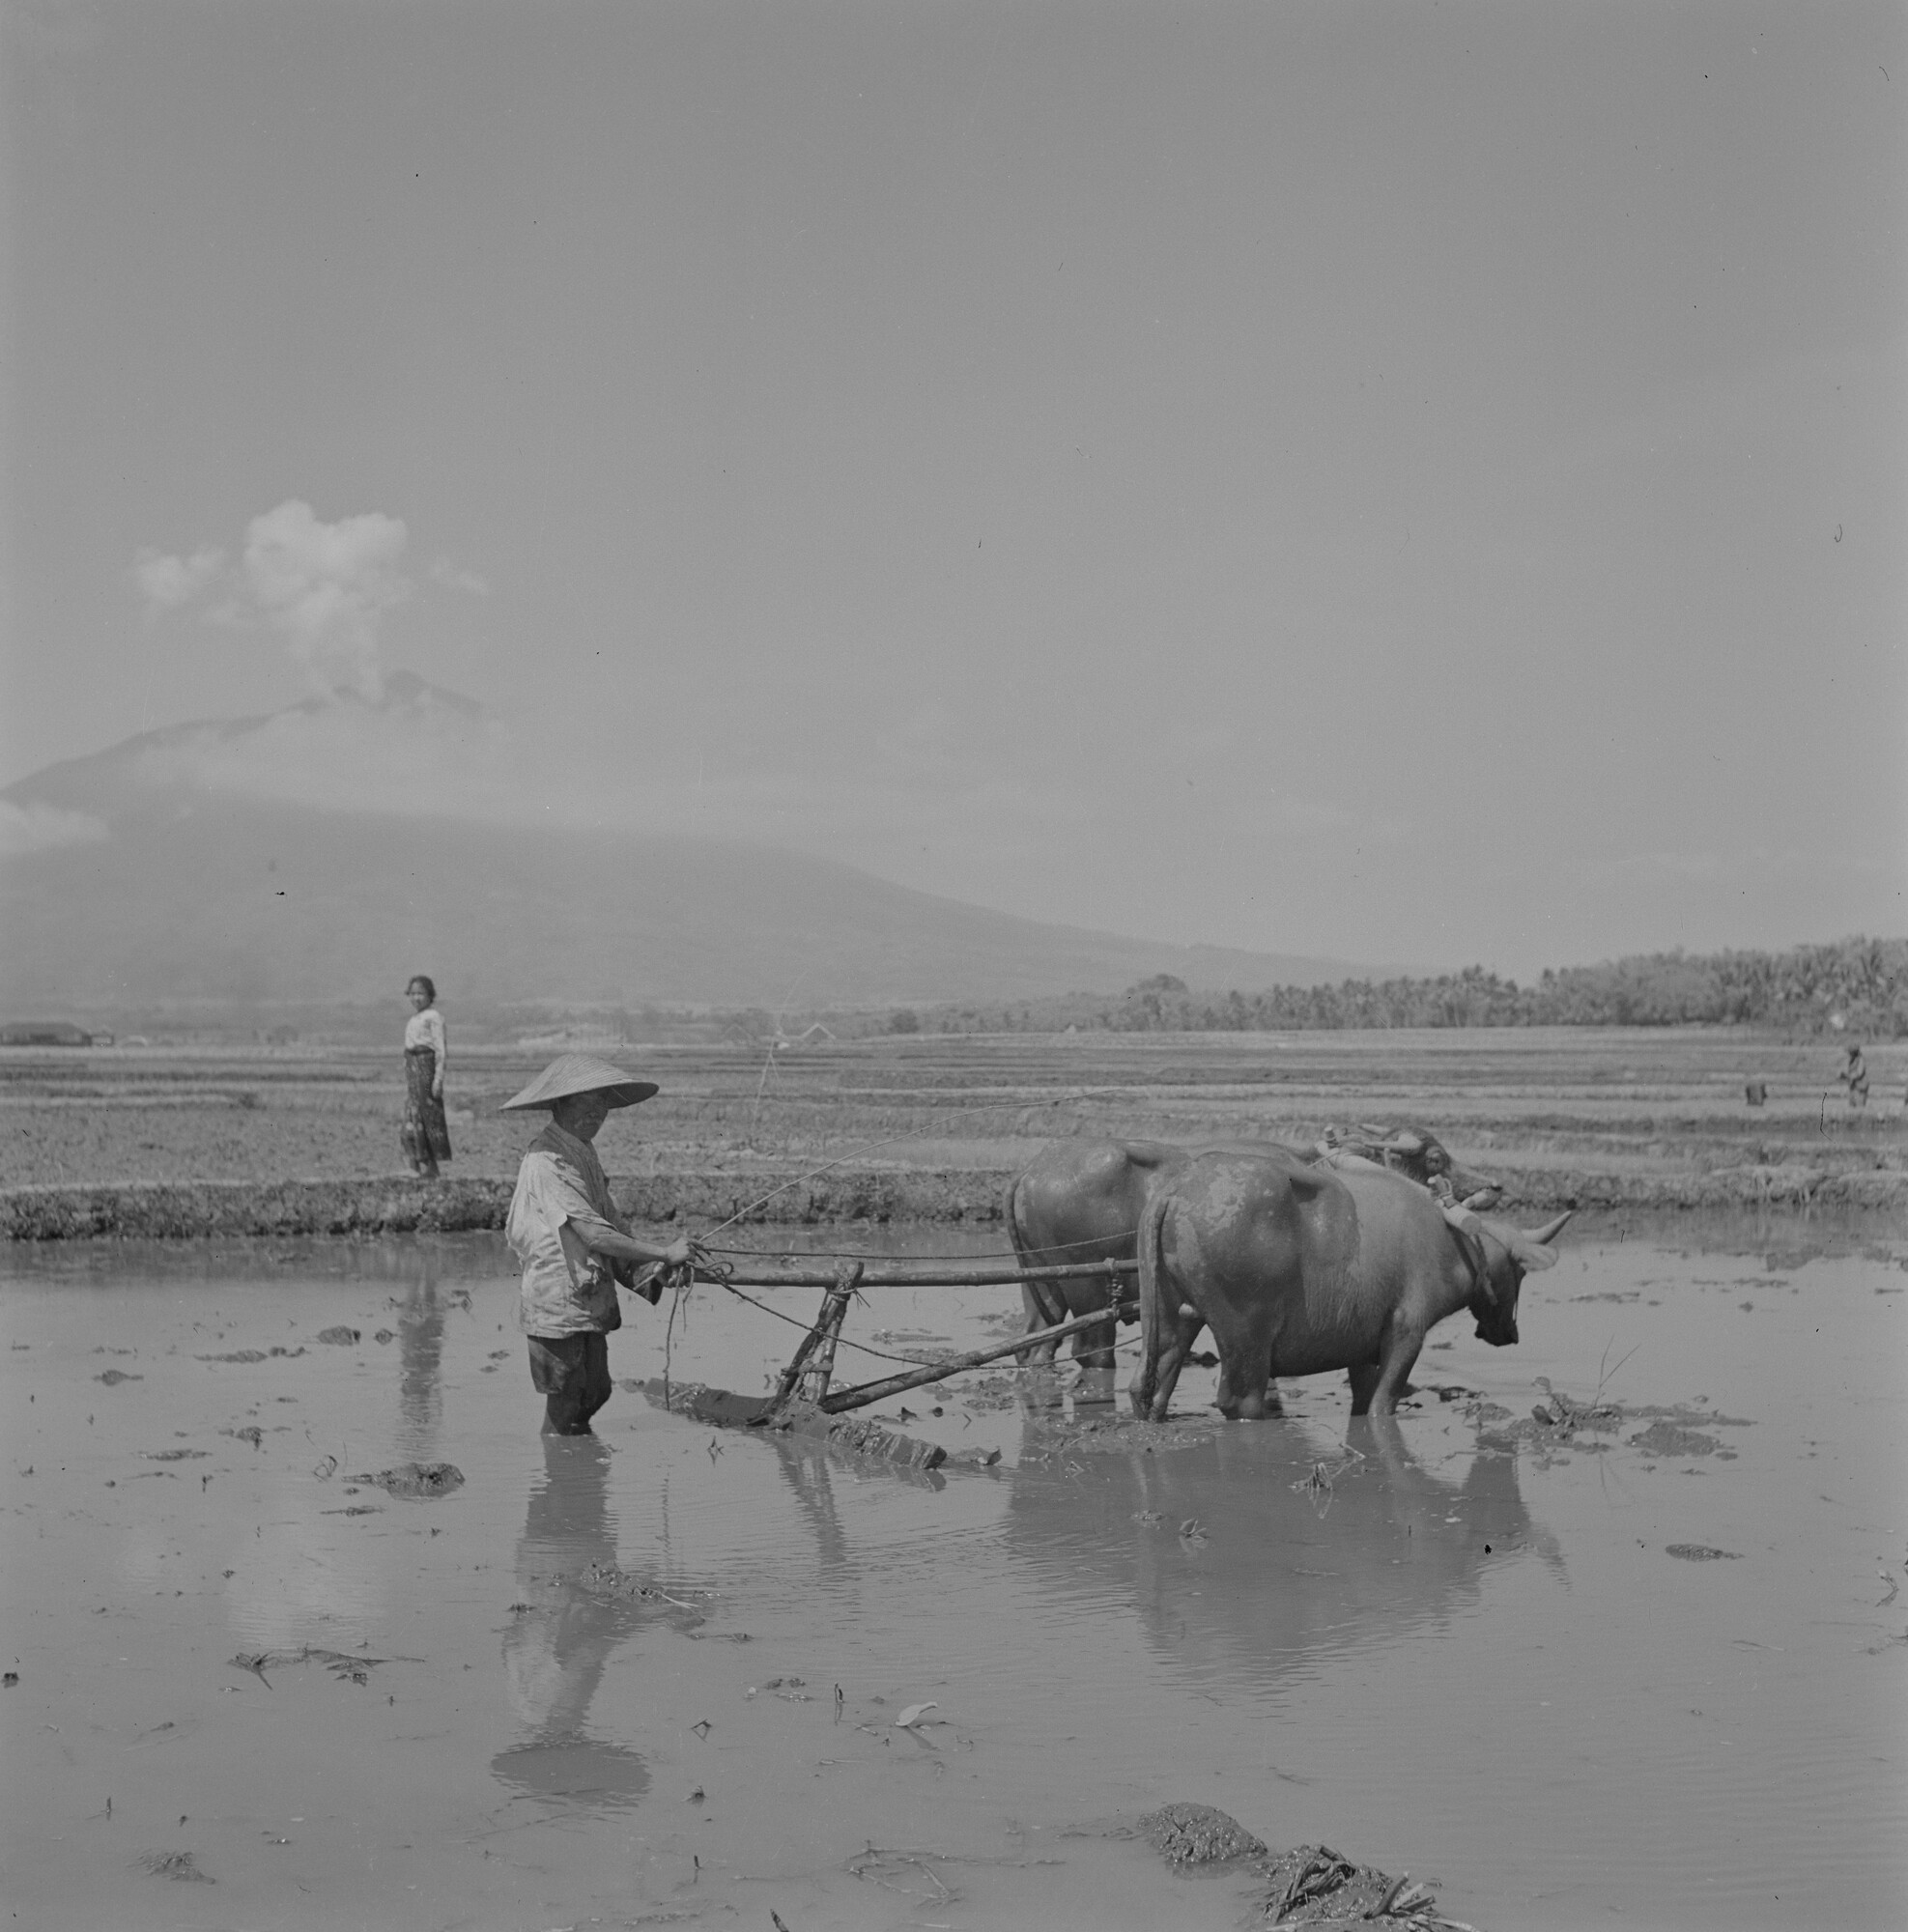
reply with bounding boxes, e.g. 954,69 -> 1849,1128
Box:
1008,1129 -> 1499,1371
1006,1416 -> 1560,1692
1132,1151 -> 1571,1421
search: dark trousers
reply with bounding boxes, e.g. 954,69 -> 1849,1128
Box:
527,1332 -> 612,1435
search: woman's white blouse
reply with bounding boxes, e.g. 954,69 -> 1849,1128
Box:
404,1008 -> 446,1059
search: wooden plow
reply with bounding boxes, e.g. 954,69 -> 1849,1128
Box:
642,1255 -> 1138,1474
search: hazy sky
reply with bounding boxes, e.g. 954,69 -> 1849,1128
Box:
5,0 -> 1904,980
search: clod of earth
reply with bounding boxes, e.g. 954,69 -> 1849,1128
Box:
1137,1803 -> 1267,1869
350,1463 -> 464,1498
1128,1812 -> 1467,1925
1023,1415 -> 1214,1462
1629,1423 -> 1722,1459
1258,1843 -> 1463,1925
134,1850 -> 213,1882
1135,1793 -> 1267,1870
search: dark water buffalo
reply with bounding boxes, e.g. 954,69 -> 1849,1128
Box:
1130,1149 -> 1570,1421
1007,1139 -> 1210,1369
1007,1127 -> 1497,1368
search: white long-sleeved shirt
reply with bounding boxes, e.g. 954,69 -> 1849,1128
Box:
505,1120 -> 627,1337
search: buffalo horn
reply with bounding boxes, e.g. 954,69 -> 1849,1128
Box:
1527,1209 -> 1575,1245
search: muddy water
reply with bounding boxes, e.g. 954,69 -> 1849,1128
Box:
3,1219 -> 1903,1931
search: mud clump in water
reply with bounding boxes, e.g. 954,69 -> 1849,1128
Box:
1257,1844 -> 1458,1925
1024,1415 -> 1214,1463
1628,1421 -> 1722,1458
351,1462 -> 464,1498
1138,1802 -> 1267,1869
1473,1386 -> 1749,1466
1128,1813 -> 1465,1925
134,1850 -> 213,1883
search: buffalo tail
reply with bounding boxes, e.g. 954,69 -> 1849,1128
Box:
1132,1187 -> 1172,1416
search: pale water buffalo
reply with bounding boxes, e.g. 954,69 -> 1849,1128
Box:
1129,1148 -> 1570,1421
1007,1126 -> 1498,1368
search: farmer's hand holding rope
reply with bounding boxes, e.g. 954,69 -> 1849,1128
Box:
634,1235 -> 727,1304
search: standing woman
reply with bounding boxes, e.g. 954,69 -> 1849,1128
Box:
402,976 -> 454,1179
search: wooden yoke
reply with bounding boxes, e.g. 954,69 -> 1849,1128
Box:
759,1259 -> 863,1419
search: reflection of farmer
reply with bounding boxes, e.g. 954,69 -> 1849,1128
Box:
502,1055 -> 706,1435
1839,1044 -> 1869,1110
401,975 -> 453,1178
493,1435 -> 650,1809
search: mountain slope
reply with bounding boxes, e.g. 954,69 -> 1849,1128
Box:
1,684 -> 1383,1011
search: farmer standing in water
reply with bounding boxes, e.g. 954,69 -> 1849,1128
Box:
502,1055 -> 708,1435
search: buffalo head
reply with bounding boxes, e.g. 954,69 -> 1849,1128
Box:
1466,1209 -> 1572,1346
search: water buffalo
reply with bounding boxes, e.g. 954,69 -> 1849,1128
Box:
1008,1138 -> 1210,1370
1129,1149 -> 1570,1421
1007,1126 -> 1498,1368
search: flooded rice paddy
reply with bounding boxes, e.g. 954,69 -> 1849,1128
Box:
3,1216 -> 1904,1930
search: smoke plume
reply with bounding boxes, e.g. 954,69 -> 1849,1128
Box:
134,498 -> 413,698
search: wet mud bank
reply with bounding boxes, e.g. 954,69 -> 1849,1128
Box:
6,1157 -> 1904,1240
0,1167 -> 998,1240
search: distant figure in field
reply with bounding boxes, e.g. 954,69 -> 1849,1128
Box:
1838,1043 -> 1869,1110
502,1055 -> 708,1435
402,975 -> 453,1179
1744,1079 -> 1768,1108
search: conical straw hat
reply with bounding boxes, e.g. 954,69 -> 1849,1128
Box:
499,1052 -> 659,1112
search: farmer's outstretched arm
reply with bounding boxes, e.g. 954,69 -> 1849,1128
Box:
566,1215 -> 698,1270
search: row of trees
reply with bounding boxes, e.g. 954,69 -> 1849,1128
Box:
902,938 -> 1908,1037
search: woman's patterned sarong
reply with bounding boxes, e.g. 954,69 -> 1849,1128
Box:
402,1048 -> 453,1176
